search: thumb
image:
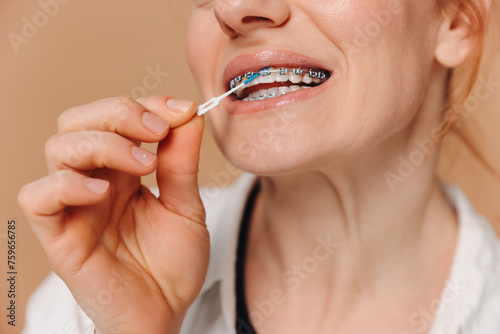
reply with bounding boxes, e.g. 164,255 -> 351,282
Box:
156,114 -> 205,223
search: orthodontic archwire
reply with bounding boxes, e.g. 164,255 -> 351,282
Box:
196,67 -> 271,116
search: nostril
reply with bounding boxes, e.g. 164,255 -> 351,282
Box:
242,16 -> 272,24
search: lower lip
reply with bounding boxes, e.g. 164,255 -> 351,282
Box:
223,77 -> 333,116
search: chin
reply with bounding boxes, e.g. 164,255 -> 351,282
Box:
212,129 -> 337,177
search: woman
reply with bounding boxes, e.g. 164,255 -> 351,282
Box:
19,0 -> 500,333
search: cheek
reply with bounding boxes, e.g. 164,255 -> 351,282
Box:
305,0 -> 436,141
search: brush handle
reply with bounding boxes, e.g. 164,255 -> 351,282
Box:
196,67 -> 270,116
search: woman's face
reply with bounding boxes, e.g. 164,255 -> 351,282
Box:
186,0 -> 443,174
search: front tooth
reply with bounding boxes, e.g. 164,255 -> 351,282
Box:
289,72 -> 302,84
260,72 -> 276,84
259,89 -> 268,98
302,74 -> 313,84
276,72 -> 288,82
289,85 -> 301,92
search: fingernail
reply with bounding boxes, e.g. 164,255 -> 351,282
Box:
142,112 -> 169,134
166,99 -> 194,114
85,178 -> 109,194
131,146 -> 156,166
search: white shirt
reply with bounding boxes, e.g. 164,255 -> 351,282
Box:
23,174 -> 500,334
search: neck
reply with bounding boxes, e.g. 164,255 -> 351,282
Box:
245,92 -> 459,314
247,64 -> 458,295
247,148 -> 458,318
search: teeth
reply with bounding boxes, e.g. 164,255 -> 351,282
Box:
232,67 -> 330,100
241,86 -> 315,101
276,72 -> 288,82
289,72 -> 302,84
260,68 -> 272,76
268,87 -> 278,96
309,69 -> 318,78
278,86 -> 290,95
234,67 -> 329,89
302,74 -> 313,84
260,72 -> 276,84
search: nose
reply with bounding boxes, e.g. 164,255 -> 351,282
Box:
214,0 -> 291,38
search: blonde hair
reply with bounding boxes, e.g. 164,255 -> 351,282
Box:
437,0 -> 499,177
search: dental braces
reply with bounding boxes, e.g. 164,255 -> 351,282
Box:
243,85 -> 311,102
230,67 -> 328,90
197,67 -> 270,115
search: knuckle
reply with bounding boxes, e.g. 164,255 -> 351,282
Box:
112,96 -> 137,116
53,171 -> 70,193
113,96 -> 142,120
57,106 -> 79,132
17,183 -> 33,210
44,134 -> 61,159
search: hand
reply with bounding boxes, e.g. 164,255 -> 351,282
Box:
18,96 -> 209,334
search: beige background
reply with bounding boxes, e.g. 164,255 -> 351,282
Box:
0,1 -> 499,333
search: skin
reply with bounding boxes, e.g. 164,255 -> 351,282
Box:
17,0 -> 487,333
187,0 -> 486,333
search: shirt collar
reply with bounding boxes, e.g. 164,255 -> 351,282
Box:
198,177 -> 499,333
430,182 -> 500,333
200,173 -> 258,332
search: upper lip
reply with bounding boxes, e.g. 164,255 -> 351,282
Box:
223,49 -> 334,90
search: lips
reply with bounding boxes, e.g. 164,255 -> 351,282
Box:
222,50 -> 334,114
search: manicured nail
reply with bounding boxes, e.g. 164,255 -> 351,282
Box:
166,99 -> 194,114
131,146 -> 156,166
85,178 -> 109,194
142,112 -> 169,134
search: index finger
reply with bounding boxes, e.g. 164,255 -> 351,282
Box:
136,96 -> 198,128
57,96 -> 196,143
